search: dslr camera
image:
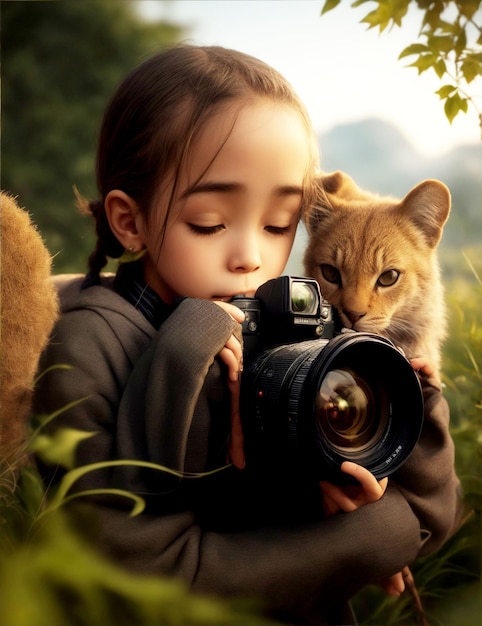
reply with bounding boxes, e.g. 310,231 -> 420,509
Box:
231,276 -> 423,484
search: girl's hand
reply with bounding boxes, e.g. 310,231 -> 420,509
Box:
320,463 -> 406,597
410,355 -> 442,387
213,301 -> 246,469
409,356 -> 436,377
396,345 -> 437,380
227,376 -> 245,469
319,461 -> 388,516
381,571 -> 406,597
213,301 -> 245,383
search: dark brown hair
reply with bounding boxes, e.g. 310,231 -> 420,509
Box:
82,44 -> 318,286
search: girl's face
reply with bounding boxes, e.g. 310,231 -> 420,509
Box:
141,101 -> 313,303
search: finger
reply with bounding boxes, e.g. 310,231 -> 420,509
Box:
380,572 -> 405,596
410,356 -> 435,377
340,462 -> 388,501
391,572 -> 405,594
213,300 -> 246,324
320,490 -> 341,516
227,378 -> 245,470
224,334 -> 243,367
319,481 -> 359,513
219,337 -> 243,383
319,482 -> 341,516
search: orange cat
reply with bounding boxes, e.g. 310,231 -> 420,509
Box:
303,171 -> 451,378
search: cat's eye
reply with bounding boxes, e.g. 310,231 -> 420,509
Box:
321,264 -> 341,285
378,269 -> 400,287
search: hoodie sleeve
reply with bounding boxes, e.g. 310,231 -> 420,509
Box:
390,373 -> 463,555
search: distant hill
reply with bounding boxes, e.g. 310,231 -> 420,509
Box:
285,117 -> 482,275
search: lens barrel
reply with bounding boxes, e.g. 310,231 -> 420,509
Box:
241,332 -> 424,484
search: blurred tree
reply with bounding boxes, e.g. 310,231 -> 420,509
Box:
2,0 -> 185,272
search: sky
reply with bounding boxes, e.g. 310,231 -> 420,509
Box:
136,0 -> 482,158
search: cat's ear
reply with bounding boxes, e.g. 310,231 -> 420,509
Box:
304,171 -> 361,234
401,180 -> 451,248
319,171 -> 361,199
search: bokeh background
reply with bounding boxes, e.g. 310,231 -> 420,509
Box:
2,2 -> 481,625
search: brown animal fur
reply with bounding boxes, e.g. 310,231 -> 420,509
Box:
1,192 -> 59,459
303,171 -> 450,378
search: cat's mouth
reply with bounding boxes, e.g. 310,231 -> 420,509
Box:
340,311 -> 386,335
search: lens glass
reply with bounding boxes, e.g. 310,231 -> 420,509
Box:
291,282 -> 318,315
315,369 -> 387,452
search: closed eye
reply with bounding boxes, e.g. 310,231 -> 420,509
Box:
187,223 -> 225,236
264,224 -> 294,236
321,264 -> 341,285
377,269 -> 400,287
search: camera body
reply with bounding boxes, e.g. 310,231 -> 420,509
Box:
231,276 -> 335,361
232,276 -> 424,484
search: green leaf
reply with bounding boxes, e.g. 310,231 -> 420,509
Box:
389,0 -> 410,27
30,428 -> 96,469
435,84 -> 457,99
444,20 -> 463,36
30,395 -> 91,436
461,58 -> 482,83
434,58 -> 447,79
361,5 -> 392,32
320,0 -> 341,15
427,34 -> 457,54
458,0 -> 480,20
42,458 -> 232,518
34,363 -> 73,385
465,52 -> 482,63
444,93 -> 468,124
408,52 -> 438,74
454,29 -> 468,56
16,467 -> 46,517
49,488 -> 146,517
422,2 -> 445,31
351,0 -> 373,8
398,43 -> 430,59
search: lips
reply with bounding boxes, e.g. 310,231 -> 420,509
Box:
212,291 -> 256,301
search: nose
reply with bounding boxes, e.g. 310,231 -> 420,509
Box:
343,309 -> 367,326
228,233 -> 262,273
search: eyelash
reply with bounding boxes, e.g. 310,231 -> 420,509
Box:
187,224 -> 225,236
265,225 -> 293,236
187,224 -> 293,236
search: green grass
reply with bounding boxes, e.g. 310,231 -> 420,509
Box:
352,247 -> 482,625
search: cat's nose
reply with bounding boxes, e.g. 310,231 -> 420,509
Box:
344,309 -> 366,325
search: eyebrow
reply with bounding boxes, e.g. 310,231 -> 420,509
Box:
180,180 -> 304,199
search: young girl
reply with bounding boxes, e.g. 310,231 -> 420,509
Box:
33,45 -> 461,625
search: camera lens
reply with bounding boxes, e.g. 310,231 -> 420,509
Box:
290,282 -> 318,315
241,332 -> 423,484
315,369 -> 387,452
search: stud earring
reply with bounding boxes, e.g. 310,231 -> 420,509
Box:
118,244 -> 146,264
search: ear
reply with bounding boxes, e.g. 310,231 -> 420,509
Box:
104,190 -> 145,252
319,170 -> 361,199
303,170 -> 361,234
401,180 -> 451,248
